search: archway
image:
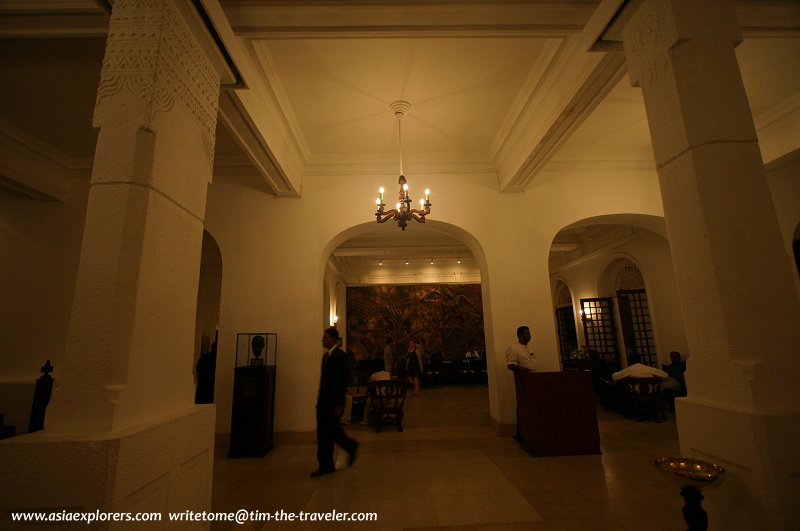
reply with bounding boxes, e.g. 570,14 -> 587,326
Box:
548,213 -> 687,371
194,229 -> 222,404
321,219 -> 499,424
552,280 -> 578,369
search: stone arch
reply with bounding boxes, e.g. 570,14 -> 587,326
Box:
793,221 -> 800,277
194,229 -> 222,403
599,254 -> 646,297
599,255 -> 656,366
320,218 -> 498,413
553,280 -> 573,308
551,279 -> 578,368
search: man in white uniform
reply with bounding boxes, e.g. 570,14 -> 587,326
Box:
506,326 -> 536,372
506,325 -> 535,441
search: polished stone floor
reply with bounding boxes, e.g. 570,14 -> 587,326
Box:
212,385 -> 685,530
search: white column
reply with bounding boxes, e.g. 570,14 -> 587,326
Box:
1,0 -> 228,521
619,0 -> 800,528
47,0 -> 221,433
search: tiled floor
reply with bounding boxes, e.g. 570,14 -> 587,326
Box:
212,385 -> 685,530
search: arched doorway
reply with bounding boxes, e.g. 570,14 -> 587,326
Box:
194,229 -> 222,404
321,220 -> 495,422
553,281 -> 578,369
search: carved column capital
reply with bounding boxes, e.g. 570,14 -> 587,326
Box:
621,0 -> 741,89
94,0 -> 220,170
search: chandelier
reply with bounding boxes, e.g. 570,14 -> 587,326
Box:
374,101 -> 431,231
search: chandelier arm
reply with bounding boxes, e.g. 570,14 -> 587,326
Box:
376,209 -> 399,223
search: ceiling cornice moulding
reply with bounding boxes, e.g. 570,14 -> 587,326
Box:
223,1 -> 596,39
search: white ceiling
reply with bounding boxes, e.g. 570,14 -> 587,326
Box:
1,1 -> 798,280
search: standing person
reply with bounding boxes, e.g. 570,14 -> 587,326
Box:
194,341 -> 217,404
506,325 -> 535,441
311,327 -> 358,477
506,326 -> 536,372
662,351 -> 687,395
406,339 -> 424,394
383,338 -> 394,376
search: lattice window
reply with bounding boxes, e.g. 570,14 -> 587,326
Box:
616,263 -> 645,291
555,306 -> 578,368
617,289 -> 657,366
556,284 -> 572,307
580,297 -> 619,362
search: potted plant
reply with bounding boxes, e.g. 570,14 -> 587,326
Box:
569,345 -> 592,370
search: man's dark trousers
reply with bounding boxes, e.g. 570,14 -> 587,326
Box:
315,405 -> 356,470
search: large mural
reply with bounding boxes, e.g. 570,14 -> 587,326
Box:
346,284 -> 485,363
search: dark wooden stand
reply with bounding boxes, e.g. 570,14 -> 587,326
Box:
514,371 -> 601,457
229,365 -> 276,458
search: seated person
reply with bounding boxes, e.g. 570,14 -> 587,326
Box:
612,353 -> 668,381
593,352 -> 620,384
598,352 -> 619,375
465,345 -> 481,361
662,351 -> 687,395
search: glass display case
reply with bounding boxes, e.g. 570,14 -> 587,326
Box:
230,332 -> 277,458
235,332 -> 277,367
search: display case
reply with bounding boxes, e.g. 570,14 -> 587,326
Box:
229,332 -> 277,458
235,333 -> 277,367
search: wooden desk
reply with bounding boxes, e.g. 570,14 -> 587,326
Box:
514,371 -> 600,457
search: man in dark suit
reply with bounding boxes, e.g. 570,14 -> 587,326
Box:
311,327 -> 359,477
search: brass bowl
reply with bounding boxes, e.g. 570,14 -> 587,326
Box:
655,457 -> 725,490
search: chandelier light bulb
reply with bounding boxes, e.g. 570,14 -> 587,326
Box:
379,186 -> 384,195
403,183 -> 408,192
396,202 -> 401,210
420,198 -> 424,207
376,198 -> 381,205
425,189 -> 430,199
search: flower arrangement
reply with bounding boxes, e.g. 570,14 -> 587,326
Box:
569,345 -> 592,361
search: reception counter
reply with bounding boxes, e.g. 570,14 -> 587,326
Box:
514,370 -> 601,457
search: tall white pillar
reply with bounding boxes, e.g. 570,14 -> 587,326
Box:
1,0 -> 232,523
619,1 -> 800,528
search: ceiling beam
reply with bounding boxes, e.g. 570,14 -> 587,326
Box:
223,1 -> 597,39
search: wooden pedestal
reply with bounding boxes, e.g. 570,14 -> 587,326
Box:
514,370 -> 600,457
229,365 -> 276,458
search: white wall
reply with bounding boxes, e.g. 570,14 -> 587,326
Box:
204,161 -> 666,433
13,142 -> 793,437
0,177 -> 88,381
0,176 -> 88,432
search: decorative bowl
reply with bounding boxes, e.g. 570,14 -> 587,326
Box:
655,457 -> 725,490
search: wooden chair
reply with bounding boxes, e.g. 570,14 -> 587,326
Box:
458,358 -> 476,385
595,376 -> 619,410
367,379 -> 408,432
617,376 -> 666,422
423,353 -> 442,387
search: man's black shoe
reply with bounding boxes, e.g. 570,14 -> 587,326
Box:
348,442 -> 359,467
310,468 -> 335,478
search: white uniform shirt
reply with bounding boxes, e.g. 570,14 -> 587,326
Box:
506,342 -> 536,371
